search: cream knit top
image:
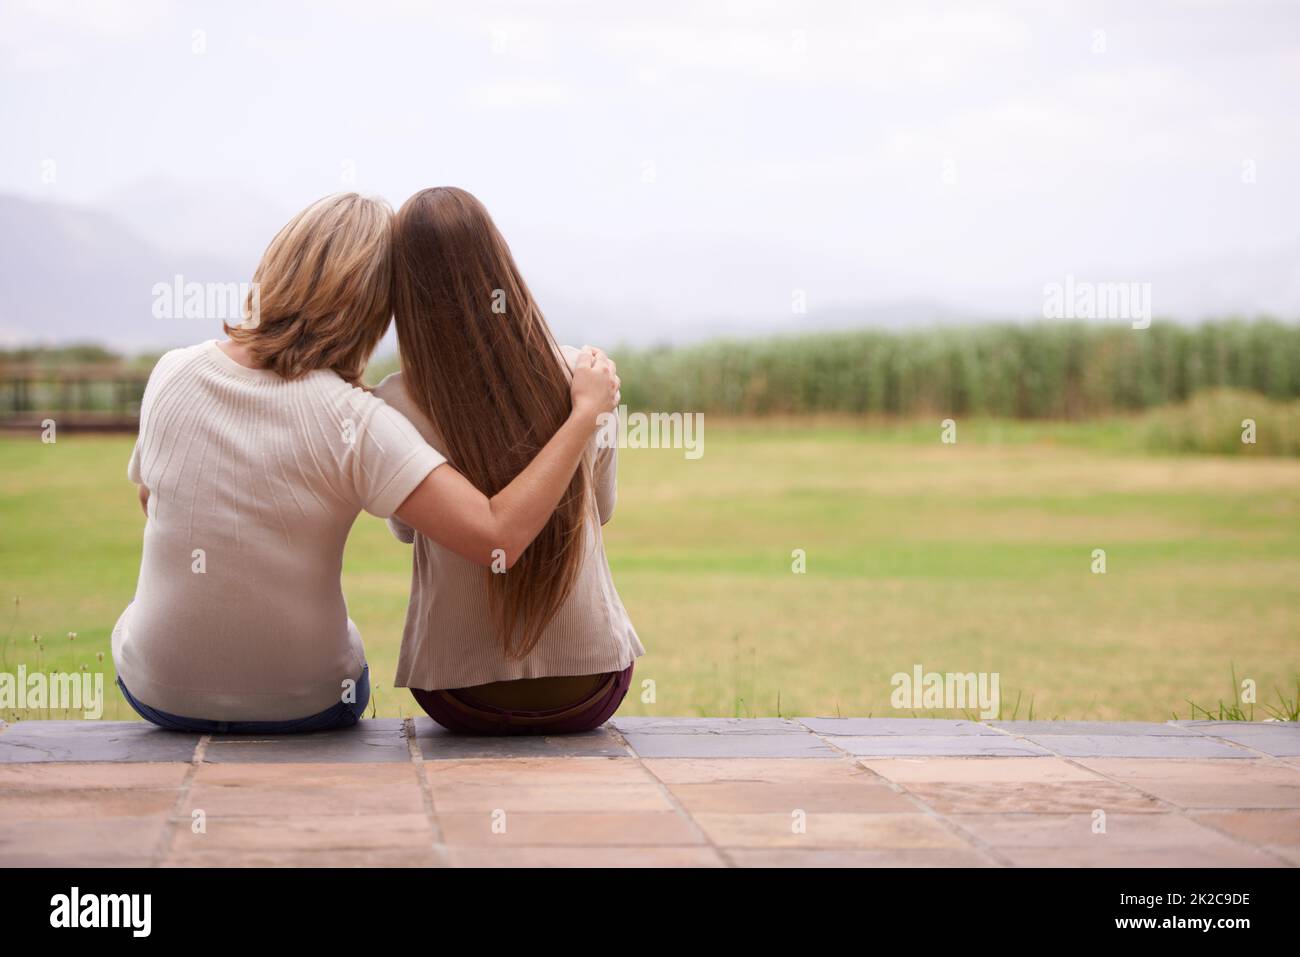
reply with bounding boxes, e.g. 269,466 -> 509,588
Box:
375,361 -> 644,691
112,340 -> 445,721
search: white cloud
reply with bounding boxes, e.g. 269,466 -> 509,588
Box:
465,79 -> 575,108
0,0 -> 1297,340
14,0 -> 171,38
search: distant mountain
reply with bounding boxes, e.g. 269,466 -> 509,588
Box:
103,175 -> 293,278
1140,243 -> 1300,320
2,184 -> 1295,355
0,193 -> 245,351
960,254 -> 1300,326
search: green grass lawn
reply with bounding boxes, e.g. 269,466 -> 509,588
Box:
1,419 -> 1297,722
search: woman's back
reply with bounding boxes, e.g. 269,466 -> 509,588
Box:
115,340 -> 443,721
376,363 -> 642,691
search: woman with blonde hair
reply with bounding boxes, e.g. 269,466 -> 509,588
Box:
112,192 -> 618,733
377,186 -> 643,735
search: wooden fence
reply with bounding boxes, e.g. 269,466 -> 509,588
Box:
0,364 -> 149,433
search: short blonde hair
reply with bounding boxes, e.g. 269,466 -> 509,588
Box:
225,192 -> 393,382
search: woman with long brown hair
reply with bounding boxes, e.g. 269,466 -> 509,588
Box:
377,187 -> 643,734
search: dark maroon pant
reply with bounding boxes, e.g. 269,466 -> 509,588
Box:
411,664 -> 633,736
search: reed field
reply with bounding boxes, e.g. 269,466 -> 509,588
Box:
609,319 -> 1300,422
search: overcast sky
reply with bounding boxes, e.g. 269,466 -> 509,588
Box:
2,0 -> 1298,345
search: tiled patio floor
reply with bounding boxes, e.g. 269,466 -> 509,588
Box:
1,717 -> 1296,867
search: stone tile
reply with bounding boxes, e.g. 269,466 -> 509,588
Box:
438,811 -> 701,846
999,845 -> 1283,867
168,813 -> 433,853
622,732 -> 838,758
415,723 -> 626,759
0,815 -> 166,866
611,717 -> 807,735
425,756 -> 650,787
1076,759 -> 1300,809
799,718 -> 1002,736
728,848 -> 998,867
830,736 -> 1051,757
192,760 -> 413,787
0,761 -> 189,789
992,721 -> 1200,736
431,783 -> 670,814
203,718 -> 409,739
644,757 -> 870,785
861,757 -> 1102,784
1104,782 -> 1300,811
1228,732 -> 1300,758
0,721 -> 198,763
341,719 -> 407,732
185,762 -> 424,817
1023,734 -> 1252,758
665,780 -> 914,814
0,787 -> 178,820
11,717 -> 1294,868
1191,809 -> 1300,847
165,846 -> 445,868
1267,845 -> 1300,865
203,723 -> 409,763
424,757 -> 671,812
1179,724 -> 1300,757
692,811 -> 968,849
904,781 -> 1166,815
1078,758 -> 1300,784
644,757 -> 915,811
444,845 -> 726,867
949,812 -> 1236,848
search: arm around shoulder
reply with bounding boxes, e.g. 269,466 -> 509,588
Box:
394,347 -> 621,568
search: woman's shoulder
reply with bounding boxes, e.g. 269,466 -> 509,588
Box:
160,340 -> 210,367
372,372 -> 416,421
144,341 -> 211,386
370,372 -> 441,445
372,371 -> 405,403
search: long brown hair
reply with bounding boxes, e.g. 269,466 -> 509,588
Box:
392,187 -> 589,659
225,192 -> 393,383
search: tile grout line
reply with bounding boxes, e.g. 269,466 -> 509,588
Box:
606,725 -> 737,868
1173,724 -> 1299,762
984,720 -> 1263,766
808,731 -> 1015,868
150,733 -> 209,867
986,724 -> 1294,866
802,719 -> 1015,865
986,720 -> 1293,762
404,718 -> 449,866
824,721 -> 1054,866
1056,757 -> 1295,867
1171,816 -> 1296,866
827,720 -> 1290,866
1050,752 -> 1296,867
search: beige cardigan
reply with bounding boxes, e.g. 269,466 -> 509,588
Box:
374,361 -> 644,690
